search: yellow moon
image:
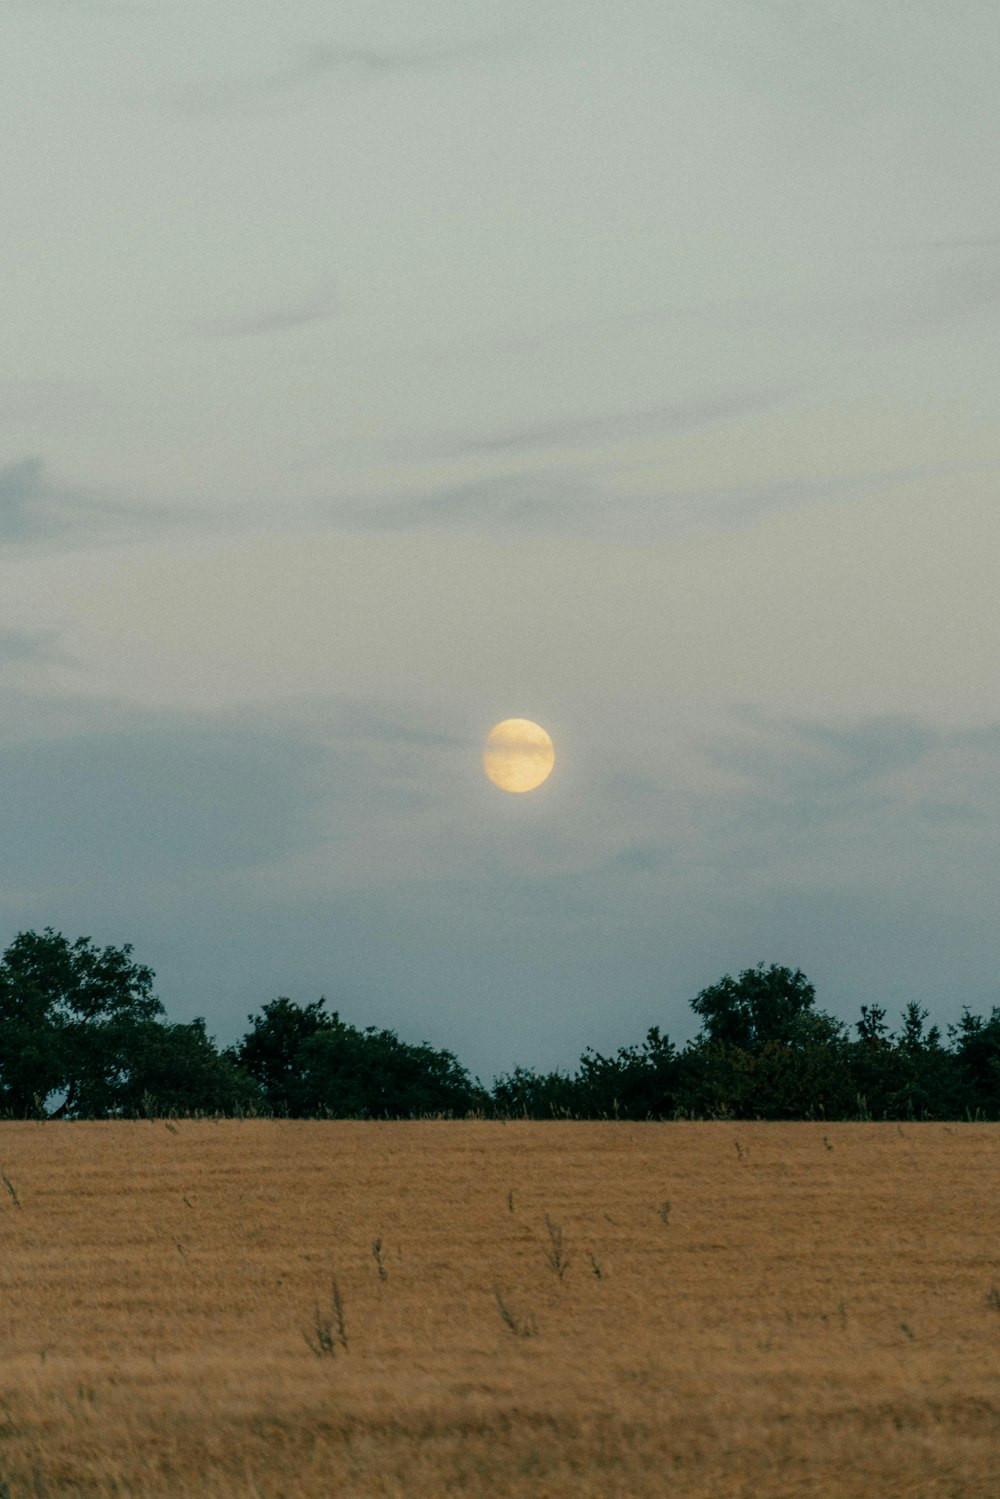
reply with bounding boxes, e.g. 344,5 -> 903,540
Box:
483,718 -> 555,793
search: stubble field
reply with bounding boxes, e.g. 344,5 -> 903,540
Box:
0,1120 -> 997,1497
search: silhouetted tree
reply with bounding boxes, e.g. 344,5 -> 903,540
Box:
108,1019 -> 264,1118
846,1001 -> 963,1119
4,931 -> 998,1122
948,1006 -> 1000,1116
0,929 -> 162,1117
229,996 -> 483,1117
226,996 -> 335,1115
573,1026 -> 681,1119
489,1065 -> 580,1118
688,963 -> 823,1054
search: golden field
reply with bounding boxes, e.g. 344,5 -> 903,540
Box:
0,1120 -> 997,1497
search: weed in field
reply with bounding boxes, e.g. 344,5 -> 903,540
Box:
493,1286 -> 537,1337
658,1200 -> 671,1225
985,1287 -> 1000,1312
372,1237 -> 388,1282
507,1189 -> 514,1213
543,1214 -> 570,1279
304,1278 -> 348,1357
1,1170 -> 20,1209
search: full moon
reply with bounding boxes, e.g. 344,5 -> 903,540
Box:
483,718 -> 555,793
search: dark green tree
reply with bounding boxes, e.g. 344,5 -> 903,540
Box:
948,1006 -> 1000,1117
689,963 -> 823,1053
229,996 -> 483,1117
847,1002 -> 963,1120
102,1018 -> 264,1118
680,967 -> 848,1119
489,1064 -> 580,1118
225,996 -> 335,1115
891,1001 -> 959,1118
0,928 -> 162,1117
572,1026 -> 680,1119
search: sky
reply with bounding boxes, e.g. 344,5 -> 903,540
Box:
2,0 -> 999,1086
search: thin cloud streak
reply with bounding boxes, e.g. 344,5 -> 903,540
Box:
865,254 -> 1000,342
0,380 -> 98,428
320,462 -> 936,539
192,287 -> 338,339
926,235 -> 1000,250
179,34 -> 518,113
447,390 -> 790,457
0,628 -> 68,666
0,456 -> 222,549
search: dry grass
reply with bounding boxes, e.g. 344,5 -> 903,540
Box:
0,1120 -> 998,1497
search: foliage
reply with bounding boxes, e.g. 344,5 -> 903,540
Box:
0,930 -> 260,1118
485,967 -> 998,1122
489,1065 -> 581,1119
0,929 -> 161,1117
688,963 -> 823,1054
4,927 -> 1000,1120
223,996 -> 333,1116
948,1006 -> 1000,1115
228,995 -> 484,1118
112,1019 -> 264,1118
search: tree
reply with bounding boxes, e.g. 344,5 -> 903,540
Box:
489,1064 -> 580,1119
856,1003 -> 890,1047
573,1026 -> 680,1119
689,963 -> 827,1054
0,929 -> 162,1117
229,997 -> 484,1117
225,996 -> 335,1115
99,1018 -> 264,1118
948,1007 -> 1000,1116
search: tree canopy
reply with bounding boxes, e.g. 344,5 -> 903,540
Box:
228,996 -> 484,1118
0,929 -> 255,1118
1,931 -> 998,1121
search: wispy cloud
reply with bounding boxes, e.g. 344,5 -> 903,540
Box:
191,286 -> 338,339
0,628 -> 68,666
866,248 -> 1000,341
0,457 -> 75,544
0,687 -> 469,897
180,34 -> 516,113
2,1 -> 156,11
0,456 -> 205,549
699,708 -> 1000,843
0,379 -> 97,429
0,700 -> 329,886
709,709 -> 939,798
321,461 -> 929,540
927,235 -> 1000,250
445,390 -> 789,458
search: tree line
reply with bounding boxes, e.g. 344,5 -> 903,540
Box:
1,928 -> 998,1121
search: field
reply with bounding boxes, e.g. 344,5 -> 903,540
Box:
0,1121 -> 998,1497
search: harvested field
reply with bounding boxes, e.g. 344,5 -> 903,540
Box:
0,1120 -> 997,1497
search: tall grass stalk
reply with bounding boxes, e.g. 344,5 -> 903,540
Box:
304,1279 -> 348,1357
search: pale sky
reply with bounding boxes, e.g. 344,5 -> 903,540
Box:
2,0 -> 999,1083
